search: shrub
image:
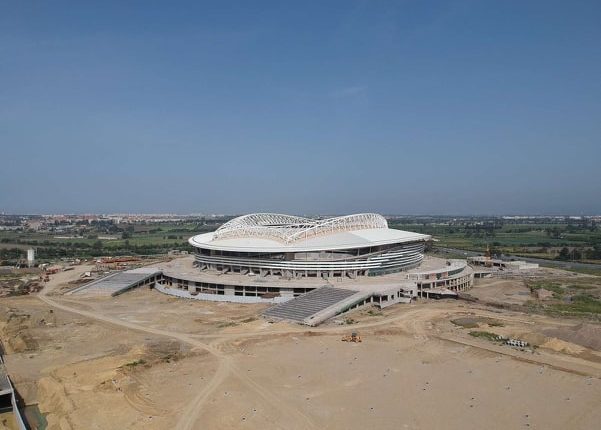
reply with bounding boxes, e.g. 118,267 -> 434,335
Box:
468,331 -> 498,341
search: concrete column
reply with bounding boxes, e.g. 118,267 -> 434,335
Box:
280,288 -> 294,298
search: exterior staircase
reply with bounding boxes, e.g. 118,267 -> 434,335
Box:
263,287 -> 371,326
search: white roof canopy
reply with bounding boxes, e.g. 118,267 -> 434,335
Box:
189,213 -> 430,253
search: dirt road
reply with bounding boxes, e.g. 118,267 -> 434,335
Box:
31,276 -> 601,430
39,279 -> 319,429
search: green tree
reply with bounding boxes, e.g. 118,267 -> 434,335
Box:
557,247 -> 570,261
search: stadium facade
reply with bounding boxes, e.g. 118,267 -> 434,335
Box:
188,213 -> 430,278
72,212 -> 474,325
127,212 -> 475,324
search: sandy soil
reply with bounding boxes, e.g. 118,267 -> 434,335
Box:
1,268 -> 601,429
0,411 -> 17,430
467,278 -> 532,305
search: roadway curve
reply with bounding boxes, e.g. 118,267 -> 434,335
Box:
37,283 -> 601,429
38,286 -> 317,430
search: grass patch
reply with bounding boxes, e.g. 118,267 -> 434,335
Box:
529,281 -> 565,298
345,318 -> 357,325
468,331 -> 499,341
366,309 -> 383,317
550,294 -> 601,314
451,317 -> 504,328
567,284 -> 596,290
487,320 -> 505,327
562,267 -> 601,276
124,359 -> 146,367
216,321 -> 238,328
528,281 -> 564,295
451,318 -> 479,328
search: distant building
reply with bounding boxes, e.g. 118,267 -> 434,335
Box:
26,248 -> 35,268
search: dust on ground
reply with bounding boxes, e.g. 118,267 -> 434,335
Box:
1,266 -> 601,429
467,278 -> 532,305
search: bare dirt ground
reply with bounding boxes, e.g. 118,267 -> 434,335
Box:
0,411 -> 17,430
2,268 -> 601,429
467,278 -> 533,305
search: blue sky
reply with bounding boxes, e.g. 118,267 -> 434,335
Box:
1,1 -> 600,215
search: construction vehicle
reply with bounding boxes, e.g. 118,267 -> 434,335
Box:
341,331 -> 362,343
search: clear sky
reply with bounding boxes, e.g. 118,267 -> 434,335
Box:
1,1 -> 600,215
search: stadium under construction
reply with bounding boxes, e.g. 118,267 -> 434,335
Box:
72,213 -> 474,325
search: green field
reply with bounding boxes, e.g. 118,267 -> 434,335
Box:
0,220 -> 225,263
1,215 -> 600,265
388,217 -> 601,263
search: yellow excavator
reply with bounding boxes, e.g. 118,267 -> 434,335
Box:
342,331 -> 362,343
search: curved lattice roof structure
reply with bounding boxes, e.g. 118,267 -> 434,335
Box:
189,213 -> 430,253
213,213 -> 387,244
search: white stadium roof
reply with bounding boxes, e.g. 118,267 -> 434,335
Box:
189,213 -> 431,253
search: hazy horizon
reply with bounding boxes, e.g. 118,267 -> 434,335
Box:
2,1 -> 600,215
2,210 -> 600,218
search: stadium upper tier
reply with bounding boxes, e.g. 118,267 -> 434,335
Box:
189,213 -> 430,253
189,213 -> 430,277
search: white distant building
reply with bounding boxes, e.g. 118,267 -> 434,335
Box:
27,248 -> 35,268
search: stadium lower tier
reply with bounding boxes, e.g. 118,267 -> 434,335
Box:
150,256 -> 473,304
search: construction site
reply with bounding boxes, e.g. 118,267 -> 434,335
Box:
1,247 -> 601,429
3,0 -> 601,425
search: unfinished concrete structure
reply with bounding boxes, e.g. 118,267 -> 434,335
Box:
73,256 -> 474,325
73,213 -> 474,325
468,256 -> 539,270
0,346 -> 27,430
468,255 -> 539,279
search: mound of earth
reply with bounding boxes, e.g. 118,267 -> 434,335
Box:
543,323 -> 601,351
541,338 -> 585,354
